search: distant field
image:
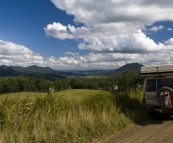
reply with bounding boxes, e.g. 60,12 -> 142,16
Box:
0,89 -> 106,100
55,89 -> 108,100
0,92 -> 47,100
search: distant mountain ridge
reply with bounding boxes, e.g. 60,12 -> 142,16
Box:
25,65 -> 54,73
0,65 -> 66,80
0,63 -> 144,80
0,65 -> 54,74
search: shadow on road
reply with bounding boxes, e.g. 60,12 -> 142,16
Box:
140,114 -> 173,125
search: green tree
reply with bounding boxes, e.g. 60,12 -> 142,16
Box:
44,80 -> 53,91
28,77 -> 37,91
3,77 -> 19,92
61,79 -> 69,90
70,77 -> 78,89
16,76 -> 30,92
35,77 -> 45,91
118,70 -> 137,91
53,79 -> 62,91
0,77 -> 5,92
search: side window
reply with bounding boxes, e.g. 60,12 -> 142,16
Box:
146,79 -> 156,92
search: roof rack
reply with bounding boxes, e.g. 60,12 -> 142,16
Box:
140,64 -> 173,76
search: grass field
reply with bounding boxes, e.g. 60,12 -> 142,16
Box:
0,89 -> 146,143
0,89 -> 105,100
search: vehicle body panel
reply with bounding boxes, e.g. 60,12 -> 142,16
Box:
141,65 -> 173,114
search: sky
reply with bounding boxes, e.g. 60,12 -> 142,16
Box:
1,0 -> 173,70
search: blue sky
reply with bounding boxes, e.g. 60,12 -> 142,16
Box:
0,0 -> 173,70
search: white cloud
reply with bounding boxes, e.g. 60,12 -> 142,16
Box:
45,51 -> 173,70
167,28 -> 173,31
165,38 -> 173,45
44,0 -> 173,69
76,29 -> 173,54
51,0 -> 173,26
0,40 -> 44,67
149,25 -> 164,32
0,38 -> 169,70
44,22 -> 74,40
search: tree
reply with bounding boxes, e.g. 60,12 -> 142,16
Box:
70,77 -> 78,89
3,77 -> 19,92
53,79 -> 62,91
16,76 -> 30,92
35,77 -> 45,91
44,80 -> 53,91
118,70 -> 137,91
61,79 -> 69,90
28,77 -> 37,91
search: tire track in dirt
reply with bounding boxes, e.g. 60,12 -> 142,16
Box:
106,117 -> 173,143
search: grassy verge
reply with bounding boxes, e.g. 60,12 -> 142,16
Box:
0,89 -> 146,143
115,90 -> 147,123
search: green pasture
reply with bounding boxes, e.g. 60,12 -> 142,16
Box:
0,89 -> 146,143
0,89 -> 105,100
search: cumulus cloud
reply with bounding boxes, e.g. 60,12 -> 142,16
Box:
149,25 -> 164,32
46,51 -> 173,70
78,30 -> 172,53
167,28 -> 173,31
44,22 -> 74,40
44,22 -> 90,40
0,40 -> 44,67
50,0 -> 173,26
44,0 -> 173,69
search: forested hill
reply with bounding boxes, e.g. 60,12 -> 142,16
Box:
0,65 -> 67,80
0,63 -> 144,80
25,65 -> 54,73
103,63 -> 144,76
0,65 -> 54,74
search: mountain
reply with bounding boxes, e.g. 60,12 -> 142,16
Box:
0,65 -> 67,80
0,63 -> 144,80
25,65 -> 54,74
0,65 -> 20,76
104,63 -> 144,76
9,66 -> 28,73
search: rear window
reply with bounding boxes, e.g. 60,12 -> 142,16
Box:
157,78 -> 173,89
146,79 -> 156,92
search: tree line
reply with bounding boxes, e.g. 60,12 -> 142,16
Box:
0,70 -> 144,93
0,76 -> 69,93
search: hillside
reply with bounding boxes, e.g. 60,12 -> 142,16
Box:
0,65 -> 67,80
9,66 -> 29,73
0,65 -> 20,76
104,63 -> 144,76
25,65 -> 54,73
0,63 -> 144,80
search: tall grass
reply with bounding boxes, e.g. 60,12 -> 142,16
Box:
115,89 -> 147,122
0,90 -> 145,143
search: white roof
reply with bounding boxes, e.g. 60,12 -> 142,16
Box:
141,64 -> 173,74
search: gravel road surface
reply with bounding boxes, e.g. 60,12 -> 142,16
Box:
106,116 -> 173,143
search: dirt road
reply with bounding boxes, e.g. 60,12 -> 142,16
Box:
106,116 -> 173,143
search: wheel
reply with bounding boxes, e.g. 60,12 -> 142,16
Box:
156,86 -> 173,109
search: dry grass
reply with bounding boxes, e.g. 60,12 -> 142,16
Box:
0,89 -> 144,143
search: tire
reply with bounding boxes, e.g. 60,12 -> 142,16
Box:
156,86 -> 173,109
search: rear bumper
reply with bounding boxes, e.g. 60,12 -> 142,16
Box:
144,105 -> 173,113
